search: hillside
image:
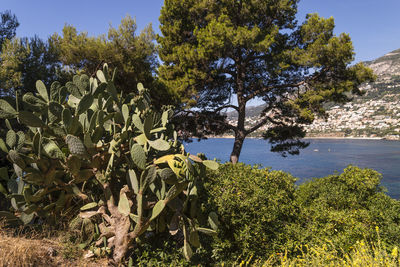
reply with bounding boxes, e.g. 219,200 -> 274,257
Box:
365,49 -> 400,76
224,49 -> 400,139
307,49 -> 400,139
226,104 -> 266,119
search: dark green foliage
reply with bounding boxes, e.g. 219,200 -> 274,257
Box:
50,16 -> 176,108
204,163 -> 298,261
0,36 -> 69,96
0,15 -> 173,107
0,10 -> 19,51
130,235 -> 209,266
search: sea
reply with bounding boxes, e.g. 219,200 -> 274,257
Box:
185,138 -> 400,199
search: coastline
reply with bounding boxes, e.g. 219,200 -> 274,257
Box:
205,135 -> 393,140
303,136 -> 384,140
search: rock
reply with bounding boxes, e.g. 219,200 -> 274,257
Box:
84,250 -> 95,259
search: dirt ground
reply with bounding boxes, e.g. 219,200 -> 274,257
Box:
0,230 -> 110,267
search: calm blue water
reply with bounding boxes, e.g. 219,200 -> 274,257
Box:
185,138 -> 400,199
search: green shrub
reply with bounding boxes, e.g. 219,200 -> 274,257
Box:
204,163 -> 299,262
292,166 -> 400,253
202,164 -> 400,264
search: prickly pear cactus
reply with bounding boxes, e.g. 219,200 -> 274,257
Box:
0,64 -> 219,263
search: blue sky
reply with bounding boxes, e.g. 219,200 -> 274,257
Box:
2,0 -> 400,63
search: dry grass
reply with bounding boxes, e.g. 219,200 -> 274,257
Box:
0,231 -> 62,267
0,224 -> 109,267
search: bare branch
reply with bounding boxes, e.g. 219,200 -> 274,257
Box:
245,81 -> 305,102
246,116 -> 270,135
246,113 -> 286,135
213,104 -> 239,113
183,110 -> 237,132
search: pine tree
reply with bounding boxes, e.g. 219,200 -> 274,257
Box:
50,15 -> 174,107
158,0 -> 375,163
0,10 -> 19,51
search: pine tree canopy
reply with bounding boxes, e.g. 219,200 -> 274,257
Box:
0,10 -> 19,51
157,0 -> 375,162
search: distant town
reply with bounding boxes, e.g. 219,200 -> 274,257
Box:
224,50 -> 400,140
307,96 -> 400,139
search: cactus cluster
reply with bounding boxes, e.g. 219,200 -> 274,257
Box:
0,64 -> 218,263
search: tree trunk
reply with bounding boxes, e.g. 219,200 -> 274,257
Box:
230,131 -> 245,163
112,215 -> 131,264
231,54 -> 246,164
103,183 -> 132,265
